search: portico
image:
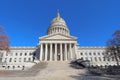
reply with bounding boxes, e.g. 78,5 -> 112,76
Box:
40,42 -> 76,61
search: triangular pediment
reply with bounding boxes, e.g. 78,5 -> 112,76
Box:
40,34 -> 77,40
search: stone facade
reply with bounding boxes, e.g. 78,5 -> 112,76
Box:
0,12 -> 117,70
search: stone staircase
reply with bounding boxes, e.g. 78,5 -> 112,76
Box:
36,61 -> 88,80
19,62 -> 48,77
0,62 -> 48,77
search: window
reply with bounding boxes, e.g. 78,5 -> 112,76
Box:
94,57 -> 97,61
103,57 -> 106,61
90,57 -> 92,61
4,58 -> 7,62
24,58 -> 26,62
20,53 -> 22,56
19,58 -> 21,62
112,57 -> 114,61
14,58 -> 16,62
29,53 -> 32,56
9,58 -> 12,62
89,53 -> 91,55
85,53 -> 87,55
102,53 -> 104,55
99,57 -> 101,61
15,53 -> 18,56
98,53 -> 100,55
85,57 -> 88,60
80,52 -> 83,55
28,58 -> 31,61
25,53 -> 27,56
107,58 -> 110,61
94,53 -> 96,55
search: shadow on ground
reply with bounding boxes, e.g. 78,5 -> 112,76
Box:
69,69 -> 120,80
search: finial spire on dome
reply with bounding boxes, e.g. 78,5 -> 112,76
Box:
56,9 -> 60,19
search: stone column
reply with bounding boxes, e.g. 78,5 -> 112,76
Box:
69,43 -> 72,60
55,43 -> 57,61
73,43 -> 76,60
65,43 -> 67,61
74,43 -> 77,59
50,43 -> 53,61
45,43 -> 48,61
40,43 -> 43,61
60,43 -> 63,61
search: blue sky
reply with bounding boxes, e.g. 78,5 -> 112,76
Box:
0,0 -> 120,46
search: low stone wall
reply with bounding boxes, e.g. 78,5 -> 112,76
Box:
88,65 -> 120,75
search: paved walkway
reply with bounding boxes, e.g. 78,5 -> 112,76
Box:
0,61 -> 117,80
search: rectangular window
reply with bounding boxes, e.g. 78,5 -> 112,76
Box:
24,58 -> 26,62
20,53 -> 22,56
99,57 -> 101,61
107,58 -> 110,61
16,53 -> 18,56
9,58 -> 12,62
19,58 -> 21,62
85,57 -> 88,60
14,58 -> 16,62
102,53 -> 104,55
94,57 -> 97,61
29,53 -> 32,56
4,58 -> 7,62
89,53 -> 91,55
103,57 -> 106,61
80,52 -> 83,55
112,57 -> 114,61
90,57 -> 92,61
25,53 -> 27,56
28,58 -> 31,61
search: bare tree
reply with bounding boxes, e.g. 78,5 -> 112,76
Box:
0,25 -> 10,52
106,30 -> 120,66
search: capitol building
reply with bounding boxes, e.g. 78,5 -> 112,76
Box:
0,12 -> 116,70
